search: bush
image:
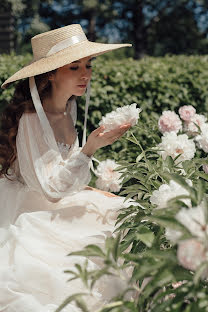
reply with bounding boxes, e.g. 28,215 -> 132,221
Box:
57,105 -> 208,312
1,53 -> 208,158
1,53 -> 208,115
0,53 -> 32,112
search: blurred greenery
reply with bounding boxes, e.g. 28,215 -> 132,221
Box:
1,52 -> 208,150
1,0 -> 208,57
0,53 -> 32,111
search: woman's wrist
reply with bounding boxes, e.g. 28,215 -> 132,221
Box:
81,142 -> 97,157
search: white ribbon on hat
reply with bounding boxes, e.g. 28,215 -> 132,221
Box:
46,33 -> 87,56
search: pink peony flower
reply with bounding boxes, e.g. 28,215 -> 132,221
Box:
158,111 -> 182,134
178,105 -> 196,122
177,239 -> 207,272
184,114 -> 207,135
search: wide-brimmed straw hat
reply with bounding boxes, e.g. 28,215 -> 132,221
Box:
2,24 -> 132,88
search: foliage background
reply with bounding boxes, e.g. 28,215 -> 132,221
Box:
1,0 -> 208,58
1,52 -> 208,160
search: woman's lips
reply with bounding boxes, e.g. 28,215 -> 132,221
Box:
77,84 -> 87,88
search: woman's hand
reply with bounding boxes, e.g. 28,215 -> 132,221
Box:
81,123 -> 131,157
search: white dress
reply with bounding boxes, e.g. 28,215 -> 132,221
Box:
0,100 -> 134,312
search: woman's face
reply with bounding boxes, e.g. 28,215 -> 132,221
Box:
50,56 -> 93,97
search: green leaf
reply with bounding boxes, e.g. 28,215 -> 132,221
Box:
136,151 -> 145,162
135,227 -> 155,247
97,301 -> 123,312
196,179 -> 205,205
141,215 -> 190,236
55,293 -> 89,312
141,268 -> 175,300
198,172 -> 208,182
68,244 -> 105,258
112,233 -> 121,261
193,261 -> 208,285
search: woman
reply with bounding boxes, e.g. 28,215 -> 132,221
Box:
0,24 -> 133,311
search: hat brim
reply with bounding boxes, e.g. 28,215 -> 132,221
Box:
1,40 -> 132,89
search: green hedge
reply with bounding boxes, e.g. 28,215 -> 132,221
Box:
1,53 -> 208,117
1,53 -> 208,159
0,53 -> 32,111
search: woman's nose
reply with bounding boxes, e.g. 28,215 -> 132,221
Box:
81,67 -> 91,80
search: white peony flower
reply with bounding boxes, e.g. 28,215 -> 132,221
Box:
176,201 -> 208,240
158,110 -> 182,134
165,227 -> 182,243
195,123 -> 208,153
184,114 -> 207,135
177,239 -> 207,272
99,103 -> 141,133
157,132 -> 196,163
95,159 -> 123,192
150,180 -> 192,209
163,199 -> 208,246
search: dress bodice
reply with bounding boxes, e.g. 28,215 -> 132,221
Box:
56,129 -> 79,160
14,106 -> 91,202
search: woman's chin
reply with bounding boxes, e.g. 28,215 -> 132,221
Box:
74,89 -> 87,96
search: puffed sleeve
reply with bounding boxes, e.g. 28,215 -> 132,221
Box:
16,113 -> 92,202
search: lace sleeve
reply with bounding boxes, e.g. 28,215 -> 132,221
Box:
16,113 -> 92,202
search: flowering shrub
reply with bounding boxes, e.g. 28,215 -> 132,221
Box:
158,105 -> 207,138
2,52 -> 208,312
56,103 -> 208,312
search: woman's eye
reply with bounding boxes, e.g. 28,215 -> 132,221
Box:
70,67 -> 78,70
69,65 -> 92,71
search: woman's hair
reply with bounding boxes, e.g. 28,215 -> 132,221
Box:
0,70 -> 56,179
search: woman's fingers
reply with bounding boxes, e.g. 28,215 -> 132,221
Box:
103,124 -> 131,140
86,123 -> 131,151
93,125 -> 105,136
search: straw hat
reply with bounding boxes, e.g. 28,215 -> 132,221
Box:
2,24 -> 132,89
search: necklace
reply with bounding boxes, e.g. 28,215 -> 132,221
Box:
44,102 -> 69,115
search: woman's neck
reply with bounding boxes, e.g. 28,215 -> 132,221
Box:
43,91 -> 71,114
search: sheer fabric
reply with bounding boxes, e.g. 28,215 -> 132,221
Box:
0,98 -> 136,311
17,112 -> 91,201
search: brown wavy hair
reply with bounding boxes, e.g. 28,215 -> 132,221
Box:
0,70 -> 56,179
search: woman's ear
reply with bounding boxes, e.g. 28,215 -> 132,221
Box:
48,69 -> 57,82
48,73 -> 55,81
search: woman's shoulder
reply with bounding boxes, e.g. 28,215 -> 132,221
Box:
18,112 -> 41,131
20,112 -> 39,123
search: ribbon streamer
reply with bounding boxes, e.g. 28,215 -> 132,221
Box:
29,77 -> 59,151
